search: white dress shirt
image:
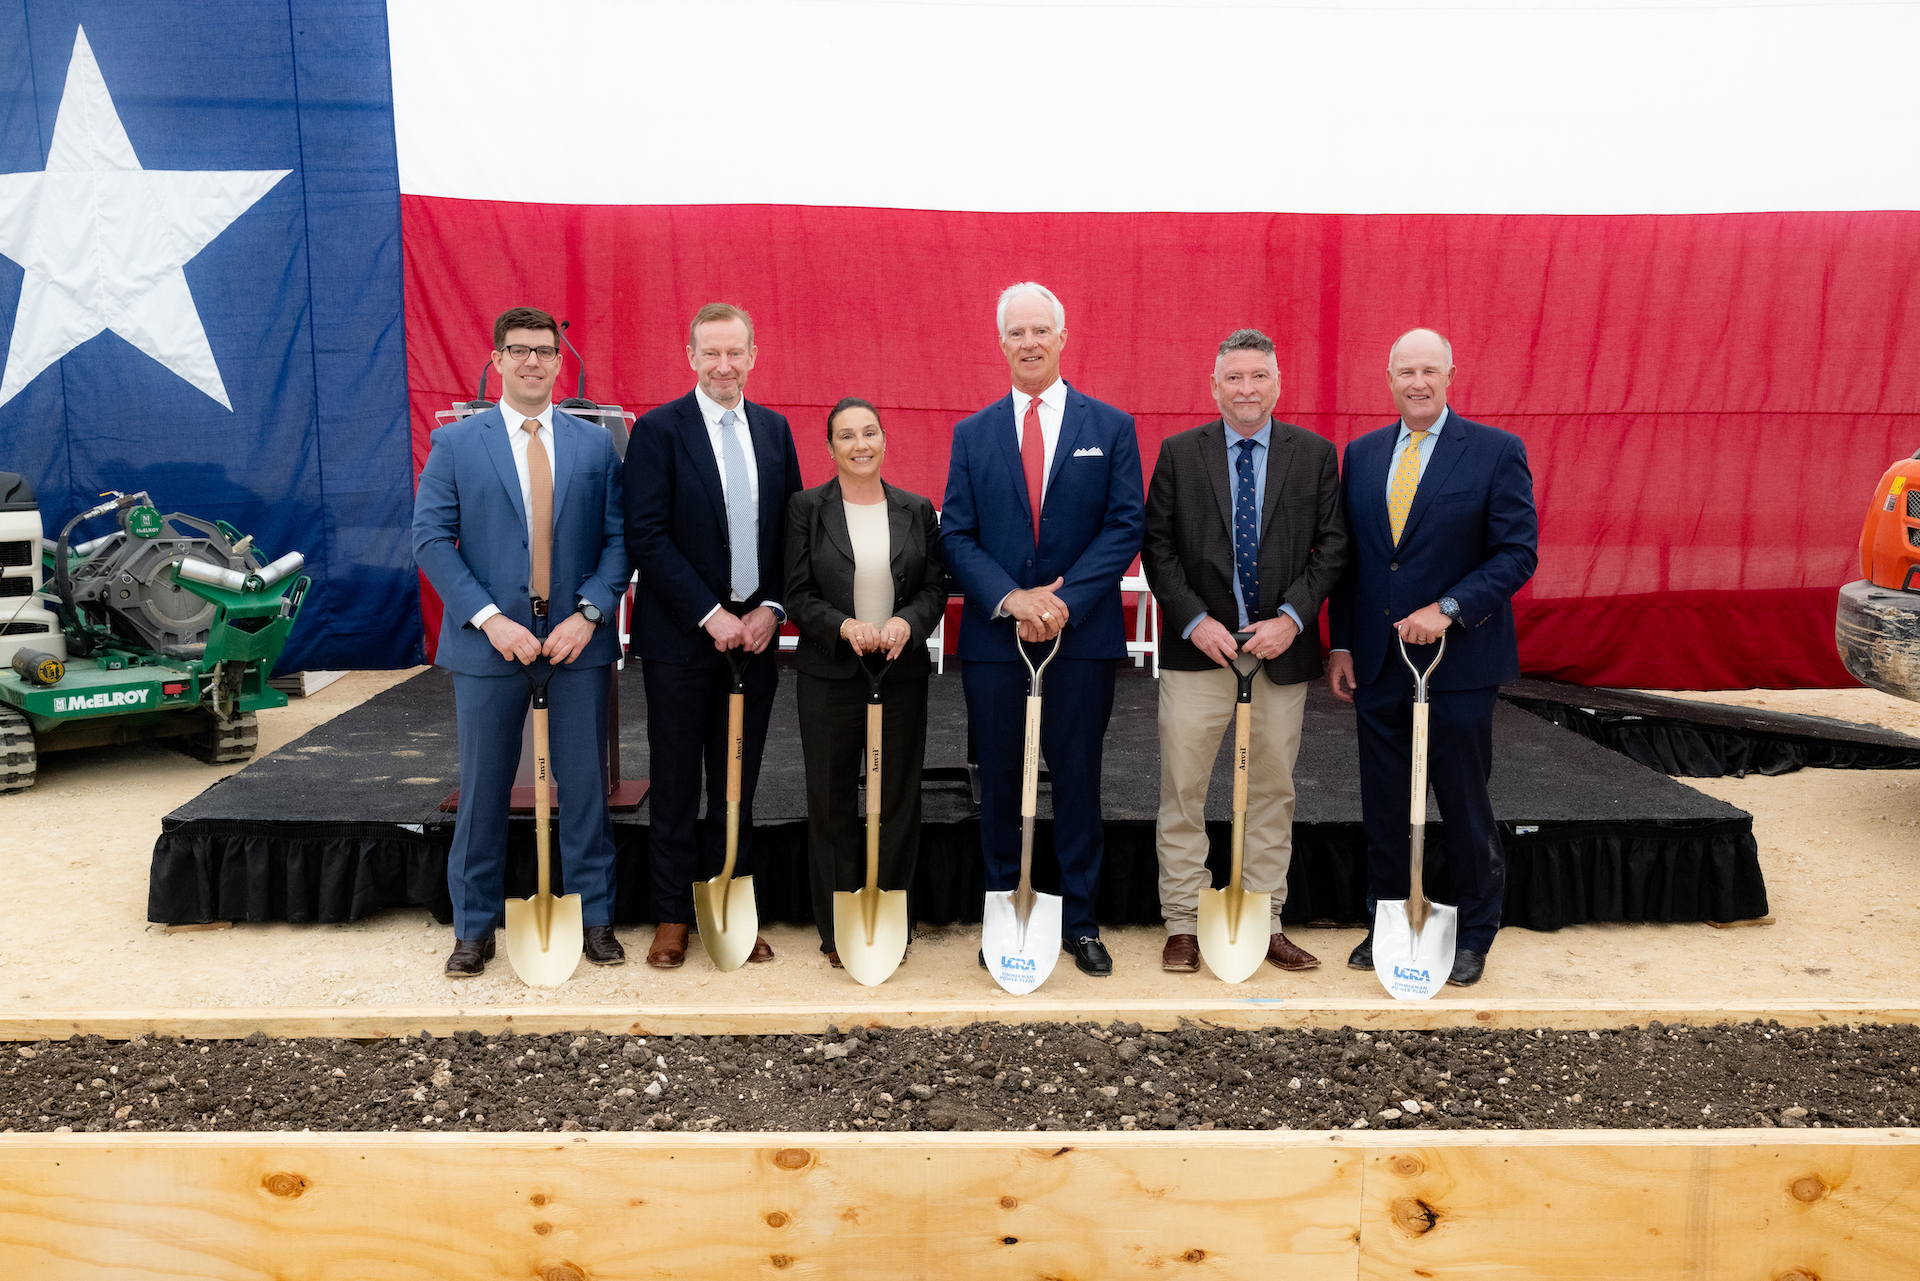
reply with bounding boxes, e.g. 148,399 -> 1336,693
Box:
470,401 -> 556,629
995,377 -> 1068,618
691,384 -> 784,626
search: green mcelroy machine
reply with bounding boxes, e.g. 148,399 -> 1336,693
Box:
0,472 -> 309,792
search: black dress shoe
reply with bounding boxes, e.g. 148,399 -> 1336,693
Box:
1347,931 -> 1374,970
1064,936 -> 1112,977
1447,948 -> 1486,987
583,926 -> 626,966
977,948 -> 987,970
445,934 -> 495,977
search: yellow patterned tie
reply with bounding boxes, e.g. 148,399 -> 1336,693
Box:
1387,431 -> 1430,545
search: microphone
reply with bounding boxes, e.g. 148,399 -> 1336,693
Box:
556,319 -> 598,413
558,319 -> 589,404
466,357 -> 494,411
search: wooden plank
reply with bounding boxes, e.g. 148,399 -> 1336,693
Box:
0,1132 -> 1362,1280
0,1000 -> 1914,1043
1355,1131 -> 1920,1280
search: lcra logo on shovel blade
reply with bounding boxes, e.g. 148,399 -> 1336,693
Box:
999,955 -> 1036,971
1392,965 -> 1430,982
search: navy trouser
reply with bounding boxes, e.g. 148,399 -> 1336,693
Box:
1353,666 -> 1504,953
642,646 -> 779,925
962,656 -> 1116,940
448,659 -> 616,939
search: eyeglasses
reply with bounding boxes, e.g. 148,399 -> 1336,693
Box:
500,345 -> 561,362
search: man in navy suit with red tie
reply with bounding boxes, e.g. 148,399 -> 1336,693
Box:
941,282 -> 1146,976
1329,328 -> 1537,987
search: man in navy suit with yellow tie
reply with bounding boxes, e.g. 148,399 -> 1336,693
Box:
413,306 -> 629,978
1329,328 -> 1537,987
941,282 -> 1146,976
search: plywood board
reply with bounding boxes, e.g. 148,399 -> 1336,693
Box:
0,1132 -> 1361,1280
0,1000 -> 1914,1043
1356,1131 -> 1920,1280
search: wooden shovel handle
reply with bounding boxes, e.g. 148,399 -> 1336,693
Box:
865,701 -> 883,894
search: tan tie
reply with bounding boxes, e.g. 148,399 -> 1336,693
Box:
1387,430 -> 1430,545
523,419 -> 552,601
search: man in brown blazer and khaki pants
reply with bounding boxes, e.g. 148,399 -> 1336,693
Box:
1141,328 -> 1350,973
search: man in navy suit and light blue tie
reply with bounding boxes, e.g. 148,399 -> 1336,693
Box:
413,306 -> 630,978
941,282 -> 1146,976
624,303 -> 803,969
1328,328 -> 1538,987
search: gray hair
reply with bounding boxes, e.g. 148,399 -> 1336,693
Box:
1217,328 -> 1276,360
996,282 -> 1066,335
1387,327 -> 1453,371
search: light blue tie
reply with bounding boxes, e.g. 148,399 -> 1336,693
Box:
720,409 -> 757,600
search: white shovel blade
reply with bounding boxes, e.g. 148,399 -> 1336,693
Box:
1372,899 -> 1458,1000
981,890 -> 1063,995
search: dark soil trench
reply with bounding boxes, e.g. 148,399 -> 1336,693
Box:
5,1021 -> 1916,1135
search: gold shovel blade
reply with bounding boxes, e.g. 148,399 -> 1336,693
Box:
502,892 -> 585,988
692,874 -> 759,972
1196,886 -> 1271,984
832,887 -> 911,987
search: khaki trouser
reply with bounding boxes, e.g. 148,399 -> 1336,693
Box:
1156,666 -> 1308,935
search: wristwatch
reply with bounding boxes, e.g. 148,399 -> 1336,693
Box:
767,603 -> 788,624
576,601 -> 605,627
1437,597 -> 1462,624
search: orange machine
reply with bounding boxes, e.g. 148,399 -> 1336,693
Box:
1859,451 -> 1920,591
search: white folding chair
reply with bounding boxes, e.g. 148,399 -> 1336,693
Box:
1120,555 -> 1160,676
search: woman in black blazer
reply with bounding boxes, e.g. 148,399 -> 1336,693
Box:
783,398 -> 948,965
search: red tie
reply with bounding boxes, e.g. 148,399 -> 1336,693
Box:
1021,395 -> 1045,545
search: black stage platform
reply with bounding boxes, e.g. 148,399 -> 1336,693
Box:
1504,678 -> 1920,778
150,662 -> 1770,931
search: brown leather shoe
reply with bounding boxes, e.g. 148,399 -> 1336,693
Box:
1161,933 -> 1200,972
584,926 -> 626,966
444,933 -> 495,977
826,950 -> 842,968
646,923 -> 689,969
747,935 -> 775,963
1266,932 -> 1320,971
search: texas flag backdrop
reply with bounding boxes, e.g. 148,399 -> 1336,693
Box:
2,0 -> 1917,687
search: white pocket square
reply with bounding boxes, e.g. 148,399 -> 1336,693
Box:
1072,446 -> 1103,457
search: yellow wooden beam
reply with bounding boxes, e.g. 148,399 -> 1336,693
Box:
1,1130 -> 1915,1280
0,1000 -> 1912,1042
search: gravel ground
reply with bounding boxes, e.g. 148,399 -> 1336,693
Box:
5,1020 -> 1915,1136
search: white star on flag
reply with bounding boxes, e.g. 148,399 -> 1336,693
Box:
0,26 -> 290,410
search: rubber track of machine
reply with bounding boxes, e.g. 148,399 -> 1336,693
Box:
188,709 -> 258,765
0,704 -> 35,792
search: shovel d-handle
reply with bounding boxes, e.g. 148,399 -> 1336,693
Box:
1396,634 -> 1445,935
519,659 -> 557,950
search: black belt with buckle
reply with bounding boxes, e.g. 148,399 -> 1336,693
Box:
531,596 -> 549,618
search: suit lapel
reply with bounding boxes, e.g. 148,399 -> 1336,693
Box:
987,393 -> 1032,534
1200,420 -> 1234,541
1397,416 -> 1469,548
821,477 -> 854,563
479,408 -> 528,532
1046,387 -> 1088,496
678,394 -> 730,543
747,400 -> 783,546
1259,422 -> 1297,545
548,410 -> 580,534
885,483 -> 912,566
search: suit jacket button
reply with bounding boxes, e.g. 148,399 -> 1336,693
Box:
1390,562 -> 1398,570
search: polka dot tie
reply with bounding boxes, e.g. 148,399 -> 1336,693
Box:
1388,430 -> 1430,546
1234,438 -> 1259,622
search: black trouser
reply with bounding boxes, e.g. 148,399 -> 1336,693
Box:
797,667 -> 929,951
641,643 -> 779,925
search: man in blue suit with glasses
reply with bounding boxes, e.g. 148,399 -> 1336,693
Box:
413,306 -> 629,978
941,281 -> 1146,976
